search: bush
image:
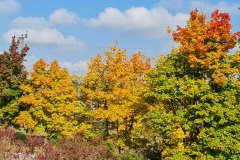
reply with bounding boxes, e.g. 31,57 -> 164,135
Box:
1,127 -> 149,159
55,131 -> 113,160
0,127 -> 30,160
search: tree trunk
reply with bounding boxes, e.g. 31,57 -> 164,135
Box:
104,99 -> 109,139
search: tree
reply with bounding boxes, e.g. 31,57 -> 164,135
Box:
79,43 -> 151,149
0,36 -> 29,126
143,9 -> 240,159
15,59 -> 89,138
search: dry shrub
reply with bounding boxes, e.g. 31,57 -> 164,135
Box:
0,128 -> 116,160
54,131 -> 113,160
0,127 -> 25,159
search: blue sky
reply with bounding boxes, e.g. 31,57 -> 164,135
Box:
0,0 -> 239,75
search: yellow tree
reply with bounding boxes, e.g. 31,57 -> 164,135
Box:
15,59 -> 89,138
80,44 -> 151,147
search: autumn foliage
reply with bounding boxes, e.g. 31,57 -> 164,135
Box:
0,9 -> 239,159
79,44 -> 151,148
172,10 -> 238,69
15,59 -> 89,138
0,36 -> 29,126
144,9 -> 240,159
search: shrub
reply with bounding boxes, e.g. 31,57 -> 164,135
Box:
0,128 -> 126,160
55,131 -> 113,160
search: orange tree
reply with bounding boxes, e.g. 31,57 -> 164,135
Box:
143,9 -> 240,159
15,59 -> 90,138
79,43 -> 151,149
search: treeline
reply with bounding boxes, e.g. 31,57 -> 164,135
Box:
0,9 -> 240,159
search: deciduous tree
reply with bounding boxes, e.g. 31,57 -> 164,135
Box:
0,36 -> 29,126
80,44 -> 151,148
144,9 -> 240,159
15,59 -> 89,138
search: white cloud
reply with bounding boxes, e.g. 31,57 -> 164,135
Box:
11,16 -> 51,30
49,9 -> 80,25
3,12 -> 85,74
4,28 -> 76,44
0,0 -> 20,15
23,55 -> 88,76
189,0 -> 240,15
59,60 -> 88,75
84,6 -> 189,40
3,15 -> 85,54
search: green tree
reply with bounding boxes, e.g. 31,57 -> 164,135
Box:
0,36 -> 29,126
143,9 -> 240,159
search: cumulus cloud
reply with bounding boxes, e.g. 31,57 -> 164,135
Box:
189,0 -> 240,15
0,0 -> 20,15
4,28 -> 85,54
11,16 -> 51,30
59,60 -> 88,75
23,55 -> 88,76
84,6 -> 189,39
49,9 -> 80,25
4,28 -> 75,44
23,52 -> 88,75
3,15 -> 85,54
3,13 -> 85,74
